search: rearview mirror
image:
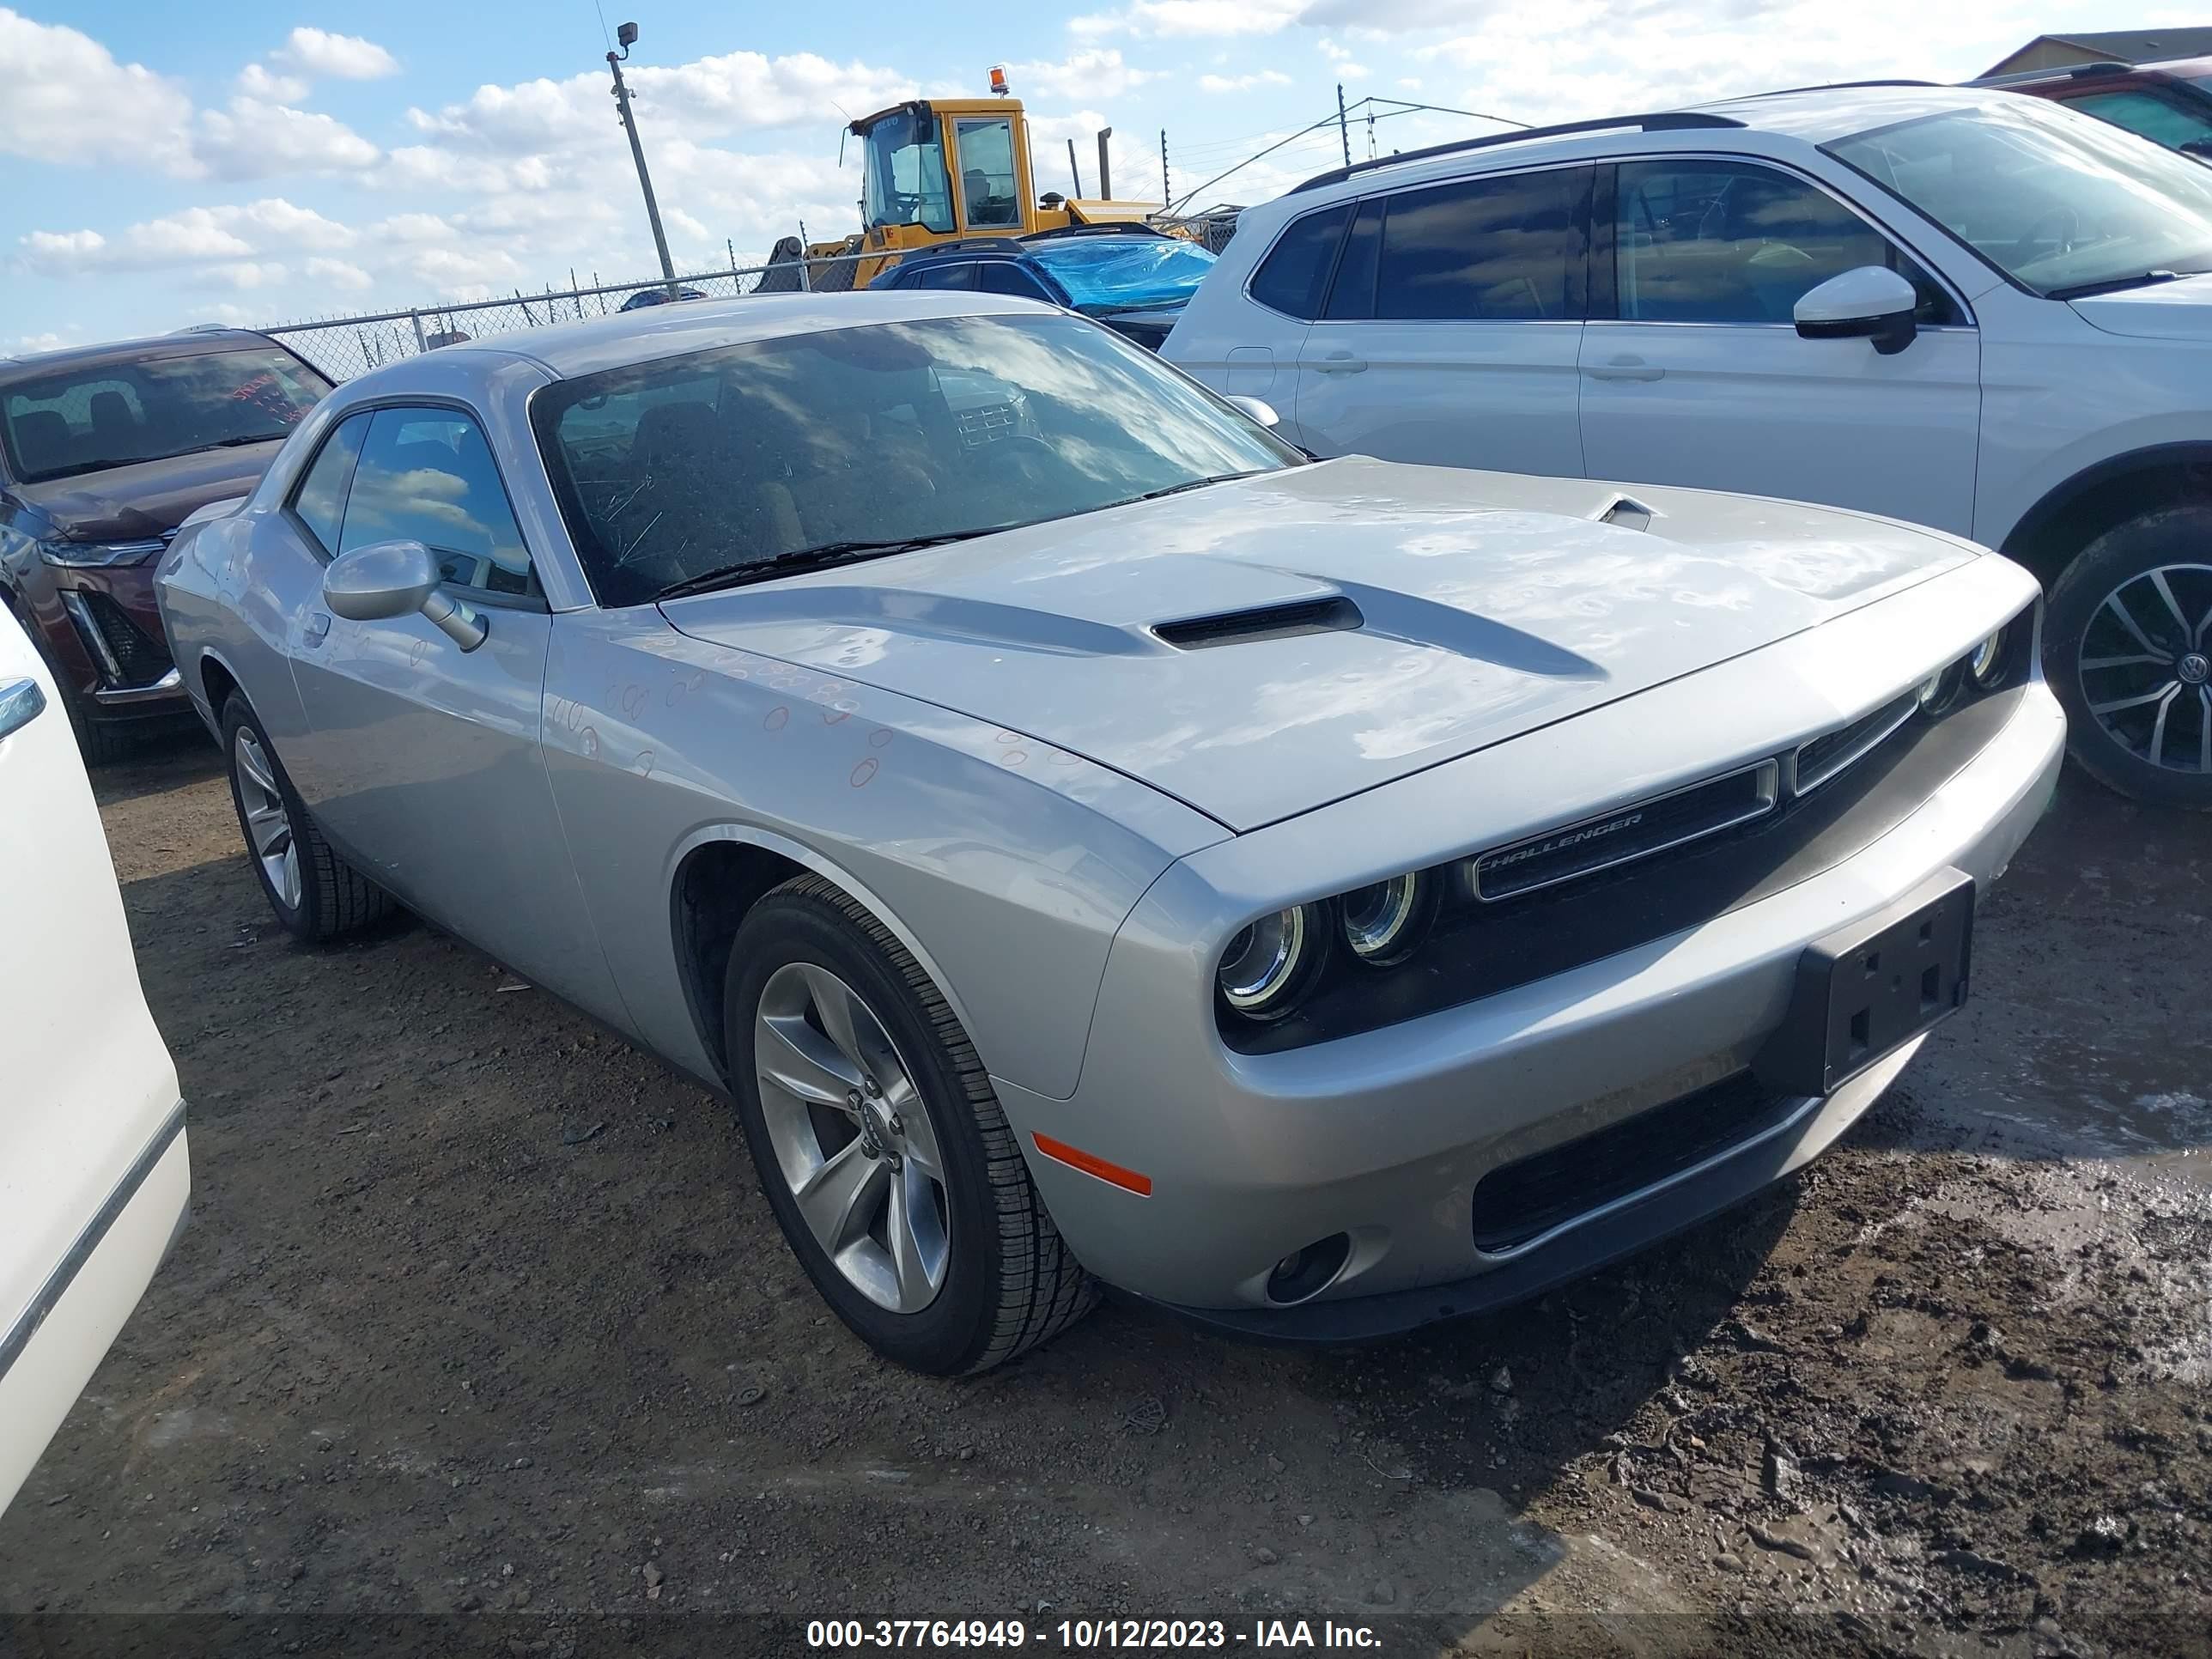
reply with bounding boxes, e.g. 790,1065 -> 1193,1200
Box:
1794,265 -> 1919,356
323,539 -> 488,653
1224,394 -> 1281,428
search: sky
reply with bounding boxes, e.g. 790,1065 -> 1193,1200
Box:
4,1 -> 2196,350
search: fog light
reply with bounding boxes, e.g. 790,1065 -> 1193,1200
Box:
1265,1232 -> 1352,1304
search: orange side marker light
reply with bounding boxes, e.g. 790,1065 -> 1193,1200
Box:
1031,1132 -> 1152,1196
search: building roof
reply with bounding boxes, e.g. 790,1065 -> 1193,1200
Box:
1984,27 -> 2212,76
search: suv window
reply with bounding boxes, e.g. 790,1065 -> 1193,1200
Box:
1369,167 -> 1584,320
977,263 -> 1051,301
1613,160 -> 1954,325
2059,88 -> 2212,152
337,407 -> 537,599
910,263 -> 978,291
289,410 -> 371,556
1249,203 -> 1352,319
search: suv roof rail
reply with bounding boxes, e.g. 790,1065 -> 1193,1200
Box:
1289,111 -> 1745,195
1731,78 -> 1941,98
1023,222 -> 1171,241
1971,61 -> 2129,87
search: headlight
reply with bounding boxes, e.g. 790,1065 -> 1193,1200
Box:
1340,871 -> 1434,965
1969,626 -> 2007,687
39,537 -> 165,569
1217,902 -> 1328,1020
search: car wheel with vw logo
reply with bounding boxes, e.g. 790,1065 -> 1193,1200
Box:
2045,504 -> 2212,811
724,875 -> 1097,1373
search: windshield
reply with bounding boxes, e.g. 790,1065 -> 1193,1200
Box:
1030,237 -> 1219,313
0,345 -> 330,485
862,109 -> 955,234
1826,97 -> 2212,295
532,312 -> 1300,608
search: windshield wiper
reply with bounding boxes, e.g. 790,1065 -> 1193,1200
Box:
1122,469 -> 1272,506
2045,269 -> 2202,301
186,434 -> 284,451
653,531 -> 994,601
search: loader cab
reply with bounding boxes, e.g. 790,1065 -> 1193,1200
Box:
856,100 -> 1036,241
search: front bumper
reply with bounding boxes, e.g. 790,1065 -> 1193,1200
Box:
1001,578 -> 2063,1334
23,561 -> 190,722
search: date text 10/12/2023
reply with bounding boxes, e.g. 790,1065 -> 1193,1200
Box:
805,1620 -> 1385,1650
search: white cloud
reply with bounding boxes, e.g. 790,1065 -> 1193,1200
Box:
370,212 -> 458,244
0,8 -> 194,173
199,260 -> 290,291
1198,70 -> 1294,93
16,200 -> 356,276
12,331 -> 73,354
305,256 -> 374,291
1006,47 -> 1155,101
20,228 -> 106,264
196,97 -> 380,179
275,27 -> 399,81
236,62 -> 312,102
1074,0 -> 1304,37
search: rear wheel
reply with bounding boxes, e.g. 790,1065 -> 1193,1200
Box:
220,694 -> 393,941
725,876 -> 1096,1373
2045,505 -> 2212,811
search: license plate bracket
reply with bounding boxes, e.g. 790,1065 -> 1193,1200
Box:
1753,869 -> 1975,1099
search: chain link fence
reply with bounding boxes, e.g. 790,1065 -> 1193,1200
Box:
261,246 -> 908,383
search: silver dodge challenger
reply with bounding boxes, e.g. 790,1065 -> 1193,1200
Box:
156,292 -> 2063,1373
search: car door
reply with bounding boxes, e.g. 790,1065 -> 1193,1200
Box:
278,402 -> 616,1008
1293,165 -> 1593,477
1171,201 -> 1347,413
1577,157 -> 1981,534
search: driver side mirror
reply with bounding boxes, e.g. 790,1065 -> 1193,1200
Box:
323,538 -> 489,653
2181,137 -> 2212,162
1794,264 -> 1920,356
1224,394 -> 1281,428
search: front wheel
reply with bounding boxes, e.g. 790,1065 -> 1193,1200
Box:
220,694 -> 394,941
2045,505 -> 2212,810
725,876 -> 1097,1373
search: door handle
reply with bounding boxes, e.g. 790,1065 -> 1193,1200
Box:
1585,356 -> 1665,382
304,611 -> 331,647
0,677 -> 46,742
1315,353 -> 1368,374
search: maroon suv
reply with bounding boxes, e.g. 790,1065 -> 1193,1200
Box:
0,329 -> 331,759
1978,57 -> 2212,161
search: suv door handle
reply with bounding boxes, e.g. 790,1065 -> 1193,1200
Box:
304,612 -> 331,647
0,677 -> 46,742
1314,352 -> 1368,374
1585,356 -> 1664,382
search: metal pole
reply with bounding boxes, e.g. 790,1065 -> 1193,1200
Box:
606,47 -> 678,295
409,309 -> 427,353
1337,83 -> 1352,167
1160,129 -> 1170,206
1067,137 -> 1083,197
1097,127 -> 1113,199
797,222 -> 813,292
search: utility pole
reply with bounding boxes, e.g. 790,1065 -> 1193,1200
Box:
1337,83 -> 1352,167
605,21 -> 678,297
1097,127 -> 1114,198
1160,129 -> 1171,209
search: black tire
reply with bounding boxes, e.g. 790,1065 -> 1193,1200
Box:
724,876 -> 1097,1373
2045,504 -> 2212,811
218,693 -> 393,942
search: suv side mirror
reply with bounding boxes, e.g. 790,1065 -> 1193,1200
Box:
1224,394 -> 1281,428
323,539 -> 488,652
2180,137 -> 2212,161
1794,264 -> 1920,356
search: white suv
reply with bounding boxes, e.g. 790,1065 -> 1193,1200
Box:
1166,84 -> 2212,808
0,606 -> 187,1513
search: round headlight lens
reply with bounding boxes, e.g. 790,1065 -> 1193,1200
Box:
1218,904 -> 1323,1019
1340,872 -> 1431,965
1969,627 -> 2007,687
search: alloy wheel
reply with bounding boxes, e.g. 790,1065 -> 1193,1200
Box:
753,962 -> 950,1313
232,728 -> 302,910
2077,562 -> 2212,776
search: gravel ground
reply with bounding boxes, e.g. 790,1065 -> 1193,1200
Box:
2,737 -> 2208,1659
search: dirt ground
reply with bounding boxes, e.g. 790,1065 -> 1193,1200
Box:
3,734 -> 2208,1659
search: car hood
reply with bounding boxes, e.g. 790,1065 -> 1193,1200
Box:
2069,270 -> 2212,339
14,441 -> 283,543
662,459 -> 1979,830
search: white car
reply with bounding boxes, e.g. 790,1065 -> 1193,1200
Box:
1165,83 -> 2212,809
0,606 -> 187,1511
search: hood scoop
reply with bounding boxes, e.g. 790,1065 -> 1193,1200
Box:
1152,595 -> 1363,651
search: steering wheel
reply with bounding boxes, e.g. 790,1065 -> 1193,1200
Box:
2014,205 -> 2081,268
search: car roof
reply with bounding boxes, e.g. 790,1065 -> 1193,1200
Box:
0,327 -> 287,385
398,290 -> 1052,382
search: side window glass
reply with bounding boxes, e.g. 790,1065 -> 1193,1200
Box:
2063,88 -> 2212,151
1323,198 -> 1385,319
289,411 -> 372,556
977,263 -> 1050,301
1249,203 -> 1352,320
1373,168 -> 1580,320
339,407 -> 538,599
954,118 -> 1021,228
1613,160 -> 1954,325
913,263 -> 978,291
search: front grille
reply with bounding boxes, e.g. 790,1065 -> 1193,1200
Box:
72,591 -> 173,688
1795,691 -> 1917,795
1472,761 -> 1778,901
1470,1071 -> 1794,1253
